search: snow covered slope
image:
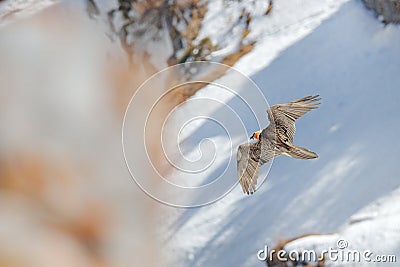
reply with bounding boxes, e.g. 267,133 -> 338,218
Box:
200,0 -> 350,75
162,1 -> 400,267
277,186 -> 400,266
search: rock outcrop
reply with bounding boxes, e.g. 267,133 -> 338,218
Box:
364,0 -> 400,23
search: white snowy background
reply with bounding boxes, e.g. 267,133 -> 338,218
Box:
0,0 -> 399,267
161,1 -> 400,266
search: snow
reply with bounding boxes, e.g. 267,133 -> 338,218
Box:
280,187 -> 400,266
197,0 -> 349,74
337,188 -> 400,266
236,0 -> 350,75
1,0 -> 399,266
162,1 -> 400,267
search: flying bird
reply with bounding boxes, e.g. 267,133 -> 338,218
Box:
237,95 -> 321,195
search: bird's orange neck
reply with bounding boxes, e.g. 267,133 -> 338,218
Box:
252,131 -> 261,140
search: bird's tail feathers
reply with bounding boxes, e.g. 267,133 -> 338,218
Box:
287,145 -> 318,159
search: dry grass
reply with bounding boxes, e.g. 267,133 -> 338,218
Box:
266,233 -> 326,267
104,0 -> 272,105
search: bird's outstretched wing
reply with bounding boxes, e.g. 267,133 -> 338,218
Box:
267,95 -> 321,144
237,143 -> 261,195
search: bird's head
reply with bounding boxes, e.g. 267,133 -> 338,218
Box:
250,131 -> 261,141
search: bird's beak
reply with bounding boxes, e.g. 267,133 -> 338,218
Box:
250,134 -> 254,140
